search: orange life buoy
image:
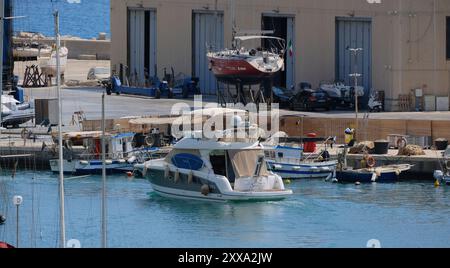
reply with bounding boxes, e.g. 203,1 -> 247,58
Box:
366,156 -> 376,168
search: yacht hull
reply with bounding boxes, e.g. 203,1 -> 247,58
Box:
267,160 -> 337,180
146,168 -> 292,202
50,159 -> 134,175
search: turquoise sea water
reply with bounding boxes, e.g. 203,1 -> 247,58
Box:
1,171 -> 449,248
13,0 -> 110,39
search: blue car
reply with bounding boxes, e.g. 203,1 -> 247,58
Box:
272,86 -> 294,108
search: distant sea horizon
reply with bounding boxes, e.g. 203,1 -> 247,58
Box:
13,0 -> 110,39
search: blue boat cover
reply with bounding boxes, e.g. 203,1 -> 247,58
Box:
171,153 -> 204,170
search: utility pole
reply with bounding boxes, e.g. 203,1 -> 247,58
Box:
54,10 -> 66,249
349,47 -> 363,141
101,93 -> 107,248
0,0 -> 5,131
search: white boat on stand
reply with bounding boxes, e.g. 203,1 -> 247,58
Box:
135,132 -> 293,202
38,46 -> 68,77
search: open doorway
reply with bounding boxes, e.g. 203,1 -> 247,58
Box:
262,14 -> 295,89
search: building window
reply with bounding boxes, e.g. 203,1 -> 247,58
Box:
447,17 -> 450,60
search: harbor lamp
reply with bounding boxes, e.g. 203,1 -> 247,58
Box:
13,195 -> 23,248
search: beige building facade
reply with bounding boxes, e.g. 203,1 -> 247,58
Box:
110,0 -> 450,111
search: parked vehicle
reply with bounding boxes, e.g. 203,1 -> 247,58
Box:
171,72 -> 201,98
87,67 -> 110,81
368,90 -> 383,112
272,86 -> 294,108
320,81 -> 364,109
290,88 -> 332,111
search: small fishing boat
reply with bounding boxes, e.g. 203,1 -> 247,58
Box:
336,164 -> 412,183
136,132 -> 292,202
38,46 -> 68,77
265,145 -> 337,180
207,35 -> 285,85
50,131 -> 159,175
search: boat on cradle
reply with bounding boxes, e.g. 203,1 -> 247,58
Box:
207,35 -> 285,85
135,132 -> 293,202
50,131 -> 159,175
38,46 -> 68,77
335,164 -> 413,183
1,94 -> 35,128
265,145 -> 337,180
13,42 -> 52,60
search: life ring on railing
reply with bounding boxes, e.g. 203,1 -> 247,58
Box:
397,137 -> 407,149
366,156 -> 376,168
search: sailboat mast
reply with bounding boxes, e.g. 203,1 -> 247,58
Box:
101,93 -> 107,248
0,0 -> 4,131
230,0 -> 236,48
54,10 -> 66,248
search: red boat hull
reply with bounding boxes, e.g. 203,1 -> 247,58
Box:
208,56 -> 278,85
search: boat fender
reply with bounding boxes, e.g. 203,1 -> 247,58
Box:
366,156 -> 376,168
188,171 -> 193,184
375,168 -> 382,178
80,160 -> 89,165
126,171 -> 133,177
395,169 -> 401,176
164,165 -> 170,179
435,179 -> 441,187
201,184 -> 210,196
174,169 -> 180,183
105,160 -> 113,165
142,165 -> 148,177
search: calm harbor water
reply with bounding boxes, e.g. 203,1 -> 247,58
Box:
13,0 -> 110,39
0,171 -> 449,248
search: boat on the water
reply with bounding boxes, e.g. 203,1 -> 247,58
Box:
50,131 -> 159,175
335,164 -> 412,183
265,145 -> 337,180
207,35 -> 285,85
135,132 -> 293,202
1,94 -> 35,128
38,46 -> 68,77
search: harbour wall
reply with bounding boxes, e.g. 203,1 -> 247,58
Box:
13,37 -> 111,60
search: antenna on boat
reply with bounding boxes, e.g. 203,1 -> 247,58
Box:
230,0 -> 236,48
54,9 -> 66,249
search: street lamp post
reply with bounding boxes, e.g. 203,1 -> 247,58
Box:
13,195 -> 23,248
348,48 -> 363,140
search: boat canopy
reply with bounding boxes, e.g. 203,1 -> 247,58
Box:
228,150 -> 270,177
234,35 -> 285,42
